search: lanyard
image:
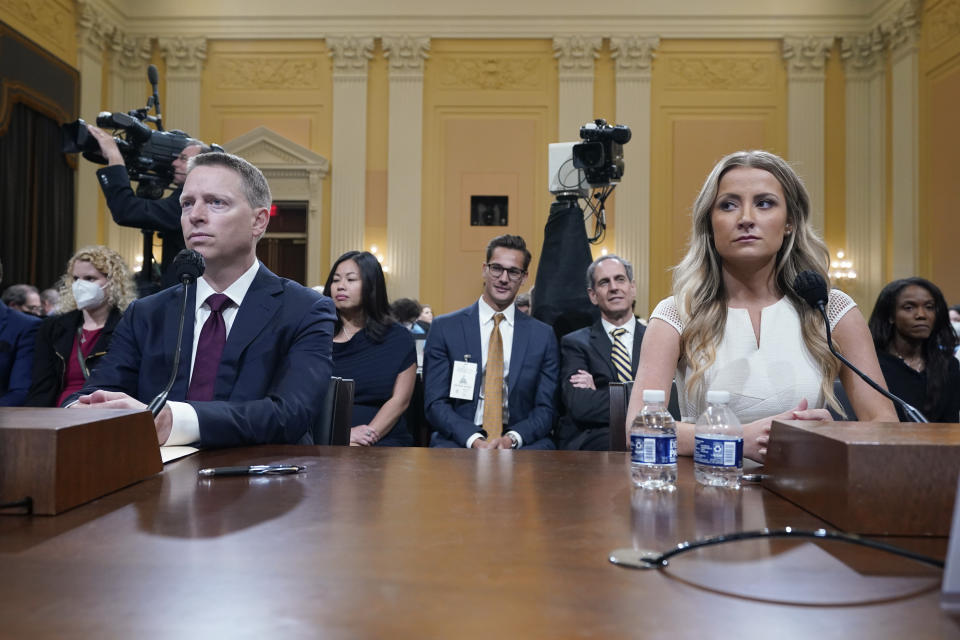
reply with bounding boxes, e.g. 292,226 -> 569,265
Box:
75,326 -> 92,380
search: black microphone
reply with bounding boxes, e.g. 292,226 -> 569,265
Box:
146,64 -> 163,131
146,250 -> 205,417
792,270 -> 928,423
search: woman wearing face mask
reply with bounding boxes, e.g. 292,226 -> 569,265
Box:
25,246 -> 135,407
868,278 -> 960,423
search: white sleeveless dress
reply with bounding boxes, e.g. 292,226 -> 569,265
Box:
650,291 -> 856,423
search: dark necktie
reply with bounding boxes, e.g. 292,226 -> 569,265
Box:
186,293 -> 232,401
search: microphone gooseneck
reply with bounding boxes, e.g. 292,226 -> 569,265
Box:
791,270 -> 928,423
147,250 -> 205,417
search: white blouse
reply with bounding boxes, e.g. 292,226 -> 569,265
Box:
650,290 -> 856,423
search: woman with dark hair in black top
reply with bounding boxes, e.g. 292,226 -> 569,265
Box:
324,251 -> 416,446
868,277 -> 960,423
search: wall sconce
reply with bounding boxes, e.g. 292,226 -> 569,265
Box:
370,245 -> 389,274
829,250 -> 857,282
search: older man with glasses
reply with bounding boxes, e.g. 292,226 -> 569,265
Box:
423,234 -> 559,449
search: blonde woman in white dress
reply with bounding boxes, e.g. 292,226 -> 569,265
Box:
627,150 -> 897,462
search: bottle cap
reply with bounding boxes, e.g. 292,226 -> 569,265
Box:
706,390 -> 730,404
642,389 -> 665,402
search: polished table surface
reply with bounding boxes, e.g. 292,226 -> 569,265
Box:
1,447 -> 957,639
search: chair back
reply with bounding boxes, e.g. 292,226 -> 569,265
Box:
608,381 -> 633,452
313,377 -> 355,446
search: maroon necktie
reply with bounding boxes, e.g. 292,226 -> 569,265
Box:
186,293 -> 232,401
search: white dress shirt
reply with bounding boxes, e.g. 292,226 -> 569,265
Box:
466,296 -> 523,449
164,260 -> 262,446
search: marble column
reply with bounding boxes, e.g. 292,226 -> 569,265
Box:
327,36 -> 374,262
841,29 -> 886,308
610,36 -> 658,316
383,36 -> 430,300
553,36 -> 601,139
157,37 -> 206,137
782,35 -> 833,235
106,32 -> 153,269
886,0 -> 922,279
75,0 -> 114,249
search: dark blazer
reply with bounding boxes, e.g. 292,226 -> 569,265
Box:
555,318 -> 644,450
25,307 -> 123,407
97,165 -> 184,288
0,304 -> 41,406
423,302 -> 558,448
78,264 -> 337,448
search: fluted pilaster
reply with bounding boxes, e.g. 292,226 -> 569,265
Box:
782,35 -> 833,235
383,36 -> 430,300
841,29 -> 886,307
158,37 -> 206,137
327,36 -> 374,263
553,36 -> 601,139
610,35 -> 657,316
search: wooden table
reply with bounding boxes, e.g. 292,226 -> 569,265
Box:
1,447 -> 956,639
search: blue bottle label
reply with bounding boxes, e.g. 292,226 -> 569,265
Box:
630,434 -> 677,465
693,436 -> 743,468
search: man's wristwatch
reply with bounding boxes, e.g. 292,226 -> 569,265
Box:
507,432 -> 519,449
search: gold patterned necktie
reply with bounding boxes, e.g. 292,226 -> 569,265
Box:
611,327 -> 633,382
482,313 -> 505,438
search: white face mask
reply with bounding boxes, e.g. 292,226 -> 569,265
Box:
952,321 -> 960,337
72,279 -> 106,310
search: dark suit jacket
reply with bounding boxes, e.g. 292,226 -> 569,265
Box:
97,165 -> 184,288
423,302 -> 558,447
25,308 -> 123,407
0,304 -> 41,406
555,318 -> 644,450
79,264 -> 337,448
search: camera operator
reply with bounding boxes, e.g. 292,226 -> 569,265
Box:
87,125 -> 205,290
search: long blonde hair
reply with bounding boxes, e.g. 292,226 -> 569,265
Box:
672,150 -> 841,412
57,246 -> 137,313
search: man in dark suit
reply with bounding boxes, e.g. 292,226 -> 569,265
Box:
0,259 -> 42,406
424,234 -> 558,449
89,125 -> 204,290
73,152 -> 336,449
555,255 -> 645,450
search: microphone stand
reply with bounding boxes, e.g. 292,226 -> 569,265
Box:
814,302 -> 928,423
146,278 -> 191,417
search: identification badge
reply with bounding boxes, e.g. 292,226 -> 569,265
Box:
449,360 -> 478,400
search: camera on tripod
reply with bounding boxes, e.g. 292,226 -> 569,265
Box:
572,119 -> 632,186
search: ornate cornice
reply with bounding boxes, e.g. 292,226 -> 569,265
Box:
382,35 -> 431,75
609,36 -> 659,78
76,0 -> 116,56
883,0 -> 921,57
666,56 -> 773,90
326,36 -> 375,76
110,32 -> 152,73
840,28 -> 885,77
216,57 -> 324,90
553,35 -> 601,77
782,35 -> 833,77
439,56 -> 543,91
158,37 -> 207,73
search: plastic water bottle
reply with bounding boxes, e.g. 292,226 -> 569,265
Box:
693,390 -> 743,488
630,389 -> 677,490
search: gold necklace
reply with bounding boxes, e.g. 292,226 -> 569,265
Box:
894,349 -> 925,372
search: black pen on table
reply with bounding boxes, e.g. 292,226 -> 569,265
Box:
198,465 -> 305,477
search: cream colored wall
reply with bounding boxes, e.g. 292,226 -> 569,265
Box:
5,0 -> 959,309
421,39 -> 557,314
649,39 -> 788,311
920,0 -> 960,303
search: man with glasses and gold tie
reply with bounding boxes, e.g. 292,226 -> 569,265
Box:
554,255 -> 645,450
424,235 -> 558,449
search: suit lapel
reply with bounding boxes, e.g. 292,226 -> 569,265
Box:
508,311 -> 529,393
459,303 -> 483,402
215,266 -> 282,397
589,320 -> 615,379
631,319 -> 643,372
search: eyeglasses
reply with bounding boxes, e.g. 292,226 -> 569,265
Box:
485,263 -> 526,282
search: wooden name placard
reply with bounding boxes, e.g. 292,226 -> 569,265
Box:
0,408 -> 162,515
763,420 -> 960,536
